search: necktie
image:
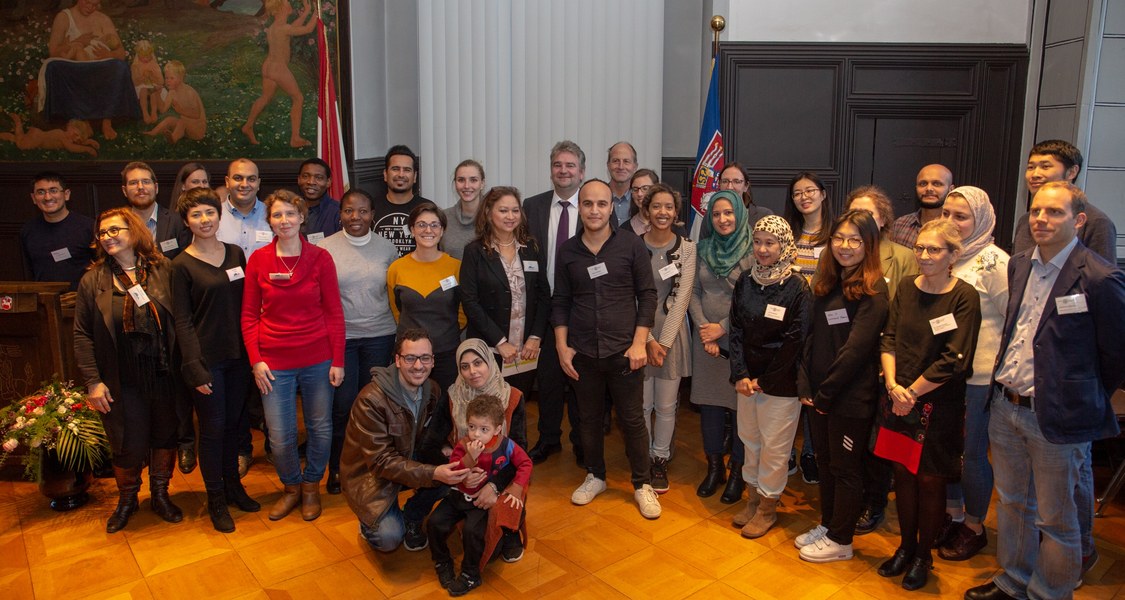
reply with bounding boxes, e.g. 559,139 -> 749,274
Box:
555,200 -> 570,258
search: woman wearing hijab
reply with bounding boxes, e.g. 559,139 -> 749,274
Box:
728,215 -> 811,538
689,190 -> 754,503
936,186 -> 1009,561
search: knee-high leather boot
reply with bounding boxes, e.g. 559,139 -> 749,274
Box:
106,466 -> 142,533
696,453 -> 726,497
149,448 -> 183,523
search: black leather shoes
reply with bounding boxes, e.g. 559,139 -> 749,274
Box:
901,557 -> 932,591
855,506 -> 884,536
938,523 -> 987,561
963,581 -> 1017,600
178,446 -> 197,474
878,548 -> 911,578
528,442 -> 562,464
326,470 -> 341,495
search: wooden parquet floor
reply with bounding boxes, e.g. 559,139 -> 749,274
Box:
2,401 -> 1123,599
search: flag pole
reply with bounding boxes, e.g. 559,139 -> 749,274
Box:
711,14 -> 724,58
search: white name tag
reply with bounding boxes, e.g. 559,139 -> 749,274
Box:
765,304 -> 786,321
1055,293 -> 1088,315
268,273 -> 291,281
226,266 -> 245,281
825,308 -> 849,325
439,275 -> 458,291
523,260 -> 539,273
813,246 -> 824,259
307,232 -> 325,245
160,238 -> 179,253
255,230 -> 273,243
51,248 -> 71,262
929,313 -> 958,335
588,263 -> 608,279
126,284 -> 150,306
658,262 -> 680,280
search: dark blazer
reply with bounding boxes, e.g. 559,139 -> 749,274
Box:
994,242 -> 1125,443
523,189 -> 619,256
154,204 -> 189,259
459,239 -> 552,347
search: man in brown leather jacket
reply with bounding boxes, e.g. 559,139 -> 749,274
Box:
340,328 -> 470,552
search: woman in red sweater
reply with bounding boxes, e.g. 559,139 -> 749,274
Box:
242,189 -> 345,523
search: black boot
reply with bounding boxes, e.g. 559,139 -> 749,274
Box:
697,454 -> 726,497
225,479 -> 261,512
106,466 -> 141,533
207,489 -> 235,533
149,449 -> 183,523
720,461 -> 745,504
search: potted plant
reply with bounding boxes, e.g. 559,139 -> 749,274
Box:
0,377 -> 110,511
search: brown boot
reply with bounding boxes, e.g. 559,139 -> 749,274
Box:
149,449 -> 183,523
269,484 -> 301,521
741,496 -> 779,539
300,481 -> 322,521
732,491 -> 762,527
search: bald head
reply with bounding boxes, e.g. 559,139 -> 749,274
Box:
915,164 -> 953,209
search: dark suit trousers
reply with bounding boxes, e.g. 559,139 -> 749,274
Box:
536,327 -> 581,448
572,353 -> 650,488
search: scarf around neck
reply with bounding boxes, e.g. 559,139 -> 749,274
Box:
698,190 -> 750,277
447,338 -> 512,439
751,215 -> 799,286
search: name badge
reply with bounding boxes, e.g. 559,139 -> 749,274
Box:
126,284 -> 151,306
226,266 -> 245,281
51,248 -> 71,262
1055,293 -> 1088,315
439,275 -> 458,291
268,273 -> 291,281
658,263 -> 680,280
523,260 -> 539,273
160,238 -> 179,253
255,230 -> 273,243
307,232 -> 325,245
765,304 -> 786,321
825,308 -> 849,325
587,263 -> 608,279
813,246 -> 824,259
929,313 -> 958,335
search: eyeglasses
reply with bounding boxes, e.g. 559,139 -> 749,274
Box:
34,187 -> 64,197
912,245 -> 949,257
792,188 -> 821,200
96,226 -> 129,240
398,353 -> 435,366
413,221 -> 443,231
830,236 -> 863,249
630,184 -> 652,195
126,179 -> 154,188
719,179 -> 745,187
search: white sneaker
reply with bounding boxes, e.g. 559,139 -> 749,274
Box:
571,473 -> 607,505
799,536 -> 853,563
794,524 -> 829,548
634,484 -> 662,519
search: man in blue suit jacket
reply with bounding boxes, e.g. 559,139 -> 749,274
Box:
966,182 -> 1125,600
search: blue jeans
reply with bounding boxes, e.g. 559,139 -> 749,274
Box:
989,389 -> 1086,599
261,359 -> 333,486
1077,443 -> 1095,557
947,384 -> 993,521
360,502 -> 405,552
330,335 -> 395,472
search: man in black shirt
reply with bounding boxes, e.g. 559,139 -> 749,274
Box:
552,179 -> 662,519
20,171 -> 95,291
373,145 -> 430,256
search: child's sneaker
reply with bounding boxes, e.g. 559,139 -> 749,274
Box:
500,530 -> 524,563
447,572 -> 482,597
434,561 -> 455,589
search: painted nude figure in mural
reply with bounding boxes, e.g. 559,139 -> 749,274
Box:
131,40 -> 164,125
0,114 -> 100,156
241,0 -> 315,148
145,60 -> 207,143
46,0 -> 127,140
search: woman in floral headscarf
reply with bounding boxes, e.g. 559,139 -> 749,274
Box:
727,215 -> 811,539
689,190 -> 753,504
934,186 -> 1009,561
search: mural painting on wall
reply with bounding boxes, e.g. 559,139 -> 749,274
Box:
0,0 -> 340,162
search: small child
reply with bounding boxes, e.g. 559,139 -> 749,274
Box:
0,114 -> 99,156
130,40 -> 164,124
428,395 -> 532,597
144,60 -> 206,143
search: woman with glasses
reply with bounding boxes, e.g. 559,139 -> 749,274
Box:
784,171 -> 836,485
727,215 -> 810,539
242,189 -> 345,523
320,189 -> 400,494
936,186 -> 1009,561
625,169 -> 659,235
719,162 -> 772,224
846,186 -> 917,301
877,219 -> 980,591
636,184 -> 696,493
442,159 -> 486,260
690,190 -> 752,503
459,186 -> 550,400
386,201 -> 467,392
75,208 -> 182,533
793,210 -> 889,562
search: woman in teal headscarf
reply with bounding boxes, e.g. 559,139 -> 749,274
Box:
688,190 -> 754,504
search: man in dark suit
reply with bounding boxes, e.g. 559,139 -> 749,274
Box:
121,161 -> 188,260
522,140 -> 588,465
966,181 -> 1125,600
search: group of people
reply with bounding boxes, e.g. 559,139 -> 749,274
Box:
18,137 -> 1125,598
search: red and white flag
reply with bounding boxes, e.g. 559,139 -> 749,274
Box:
317,17 -> 349,199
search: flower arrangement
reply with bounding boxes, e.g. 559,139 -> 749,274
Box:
0,377 -> 109,480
